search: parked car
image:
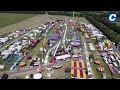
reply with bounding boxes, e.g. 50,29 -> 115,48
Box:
30,60 -> 36,67
53,63 -> 62,69
34,62 -> 40,66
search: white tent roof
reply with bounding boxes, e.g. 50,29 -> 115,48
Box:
90,47 -> 95,51
32,29 -> 40,33
0,37 -> 8,43
12,32 -> 19,35
96,34 -> 103,37
15,30 -> 20,33
88,43 -> 93,46
28,33 -> 33,37
25,75 -> 29,79
1,50 -> 12,55
14,41 -> 21,45
92,31 -> 99,35
23,37 -> 28,39
31,37 -> 35,39
22,40 -> 27,45
89,45 -> 94,48
0,39 -> 7,43
72,54 -> 79,58
9,47 -> 15,51
55,54 -> 71,60
9,45 -> 15,48
0,65 -> 5,69
15,45 -> 22,51
33,73 -> 42,79
22,40 -> 27,42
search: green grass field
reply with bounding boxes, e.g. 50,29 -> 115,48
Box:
0,12 -> 89,28
0,13 -> 36,28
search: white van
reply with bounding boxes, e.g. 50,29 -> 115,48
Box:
10,65 -> 16,71
113,62 -> 118,67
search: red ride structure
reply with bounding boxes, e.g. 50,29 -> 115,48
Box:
30,39 -> 37,47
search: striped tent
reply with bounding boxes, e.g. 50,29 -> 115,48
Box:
71,61 -> 87,79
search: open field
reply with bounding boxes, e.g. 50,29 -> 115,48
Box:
48,15 -> 90,24
0,13 -> 36,28
0,14 -> 47,36
90,57 -> 112,79
0,14 -> 90,36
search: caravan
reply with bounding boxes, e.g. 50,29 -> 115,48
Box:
113,66 -> 120,74
0,65 -> 5,70
117,60 -> 120,65
113,62 -> 118,67
110,55 -> 116,62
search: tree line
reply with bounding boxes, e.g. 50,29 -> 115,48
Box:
94,16 -> 120,34
0,11 -> 83,17
85,15 -> 120,45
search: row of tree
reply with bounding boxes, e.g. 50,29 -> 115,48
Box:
85,15 -> 120,45
0,11 -> 45,14
0,11 -> 83,17
81,11 -> 120,35
94,16 -> 120,34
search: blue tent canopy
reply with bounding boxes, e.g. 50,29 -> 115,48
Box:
48,34 -> 61,41
72,37 -> 80,42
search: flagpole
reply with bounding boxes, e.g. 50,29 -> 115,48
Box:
45,11 -> 49,22
73,11 -> 74,21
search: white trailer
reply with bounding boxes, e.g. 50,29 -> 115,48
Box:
110,55 -> 115,62
117,60 -> 120,65
113,62 -> 118,67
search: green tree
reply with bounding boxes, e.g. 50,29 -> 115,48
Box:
85,15 -> 120,44
89,54 -> 94,60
